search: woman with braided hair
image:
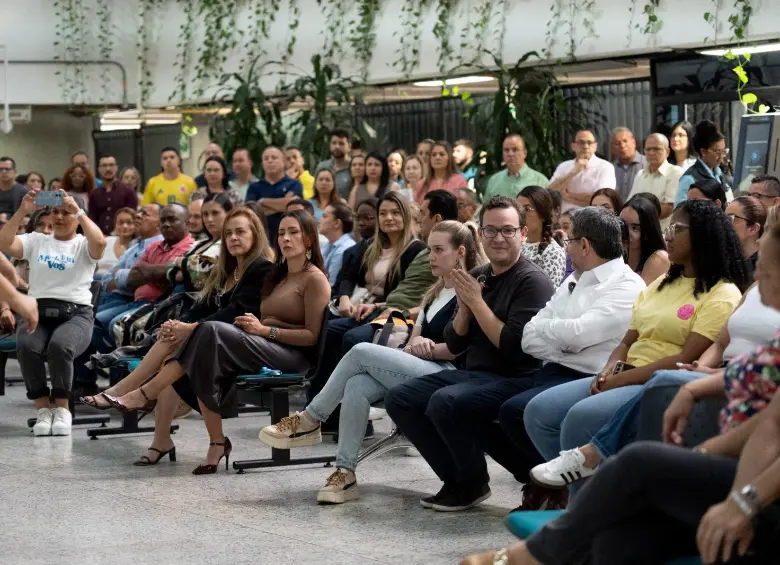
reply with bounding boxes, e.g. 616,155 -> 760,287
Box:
518,186 -> 567,286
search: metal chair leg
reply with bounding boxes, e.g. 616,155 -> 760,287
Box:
356,425 -> 410,465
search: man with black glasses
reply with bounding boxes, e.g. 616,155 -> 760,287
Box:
549,130 -> 616,212
745,174 -> 780,208
386,196 -> 554,512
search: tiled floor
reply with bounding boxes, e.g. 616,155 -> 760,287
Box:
0,360 -> 524,564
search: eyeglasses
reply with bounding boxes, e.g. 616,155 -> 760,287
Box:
520,205 -> 535,213
664,222 -> 690,239
565,237 -> 584,247
480,226 -> 521,239
746,191 -> 776,202
727,213 -> 751,224
0,167 -> 13,173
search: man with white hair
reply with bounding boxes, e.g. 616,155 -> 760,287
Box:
611,127 -> 645,201
627,133 -> 682,229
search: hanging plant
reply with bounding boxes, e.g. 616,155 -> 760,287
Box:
240,0 -> 282,75
95,0 -> 114,104
316,0 -> 351,62
52,0 -> 77,105
347,0 -> 381,80
639,0 -> 662,36
137,0 -> 162,107
193,0 -> 242,99
281,0 -> 302,74
567,0 -> 600,58
433,0 -> 457,73
393,0 -> 433,79
543,0 -> 565,60
703,0 -> 722,43
728,0 -> 752,41
490,0 -> 508,55
171,0 -> 197,102
455,0 -> 495,69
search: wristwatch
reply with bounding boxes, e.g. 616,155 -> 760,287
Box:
268,327 -> 278,341
730,485 -> 761,518
74,209 -> 86,220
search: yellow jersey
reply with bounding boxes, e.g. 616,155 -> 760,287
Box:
141,173 -> 197,206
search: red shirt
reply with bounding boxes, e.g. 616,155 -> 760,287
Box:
134,234 -> 194,302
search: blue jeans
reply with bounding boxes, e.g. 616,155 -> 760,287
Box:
306,342 -> 453,471
590,369 -> 707,459
92,300 -> 148,352
98,292 -> 132,312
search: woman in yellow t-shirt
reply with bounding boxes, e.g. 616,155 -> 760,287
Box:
522,199 -> 751,496
141,146 -> 197,206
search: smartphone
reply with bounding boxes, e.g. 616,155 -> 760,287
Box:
612,361 -> 636,375
35,191 -> 63,207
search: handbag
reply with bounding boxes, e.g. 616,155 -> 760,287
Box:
37,298 -> 78,323
328,286 -> 376,317
371,311 -> 414,350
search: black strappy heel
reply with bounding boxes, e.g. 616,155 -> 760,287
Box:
80,392 -> 112,411
103,386 -> 156,414
134,446 -> 177,466
192,437 -> 232,475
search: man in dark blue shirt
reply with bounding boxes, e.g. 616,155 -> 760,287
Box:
246,146 -> 303,238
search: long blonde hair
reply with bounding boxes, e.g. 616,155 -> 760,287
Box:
421,220 -> 488,307
362,192 -> 414,281
198,207 -> 274,301
765,204 -> 780,232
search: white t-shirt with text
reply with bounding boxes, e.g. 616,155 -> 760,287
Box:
20,232 -> 99,306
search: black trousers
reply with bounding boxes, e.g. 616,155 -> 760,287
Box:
385,369 -> 541,487
526,442 -> 777,565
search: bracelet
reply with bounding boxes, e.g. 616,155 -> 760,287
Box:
493,548 -> 510,565
74,209 -> 86,220
730,490 -> 758,519
268,327 -> 278,341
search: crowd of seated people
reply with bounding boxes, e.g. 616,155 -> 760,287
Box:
4,122 -> 780,563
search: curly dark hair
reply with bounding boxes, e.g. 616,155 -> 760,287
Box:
518,185 -> 554,254
659,199 -> 751,296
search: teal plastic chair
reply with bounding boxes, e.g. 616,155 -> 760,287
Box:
505,510 -> 701,565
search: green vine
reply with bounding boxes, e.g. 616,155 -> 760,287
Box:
281,0 -> 301,72
96,0 -> 113,103
137,0 -> 161,107
347,0 -> 381,80
240,0 -> 282,74
171,0 -> 197,102
569,0 -> 599,58
490,0 -> 508,55
316,0 -> 351,62
543,0 -> 564,60
52,1 -> 75,105
393,0 -> 434,78
728,0 -> 752,40
640,0 -> 662,36
703,0 -> 722,43
193,0 -> 242,99
433,0 -> 456,73
455,0 -> 494,69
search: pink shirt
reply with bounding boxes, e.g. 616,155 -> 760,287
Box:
550,155 -> 616,212
133,234 -> 195,302
414,174 -> 467,204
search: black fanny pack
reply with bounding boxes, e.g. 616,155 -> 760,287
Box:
37,299 -> 79,323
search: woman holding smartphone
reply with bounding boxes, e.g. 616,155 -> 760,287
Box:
0,189 -> 106,437
523,200 -> 749,499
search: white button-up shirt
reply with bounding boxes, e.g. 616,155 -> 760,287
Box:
550,155 -> 617,212
522,257 -> 646,374
628,161 -> 683,230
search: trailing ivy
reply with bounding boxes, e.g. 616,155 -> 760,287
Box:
281,0 -> 302,73
703,0 -> 723,43
543,0 -> 564,61
433,0 -> 457,73
95,0 -> 114,103
640,0 -> 662,36
348,0 -> 382,80
171,0 -> 197,102
240,0 -> 282,75
490,0 -> 507,55
137,0 -> 162,106
728,0 -> 752,40
455,0 -> 495,69
393,0 -> 433,79
52,0 -> 77,105
317,0 -> 351,62
193,0 -> 242,99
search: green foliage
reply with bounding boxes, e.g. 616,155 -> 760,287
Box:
210,58 -> 288,174
171,0 -> 197,103
728,0 -> 752,40
640,0 -> 662,36
193,0 -> 242,99
317,0 -> 351,62
394,0 -> 434,78
240,0 -> 282,76
348,0 -> 382,80
281,0 -> 302,71
279,55 -> 363,167
465,50 -> 605,199
52,0 -> 86,105
433,0 -> 456,72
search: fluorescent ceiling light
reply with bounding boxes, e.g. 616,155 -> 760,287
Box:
699,42 -> 780,56
413,76 -> 495,87
100,124 -> 142,131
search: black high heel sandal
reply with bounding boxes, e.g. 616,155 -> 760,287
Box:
104,386 -> 156,414
192,437 -> 232,475
134,446 -> 177,466
80,393 -> 113,411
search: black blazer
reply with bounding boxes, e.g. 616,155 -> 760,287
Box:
333,238 -> 427,301
182,258 -> 273,324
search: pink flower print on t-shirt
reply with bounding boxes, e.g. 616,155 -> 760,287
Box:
677,304 -> 695,320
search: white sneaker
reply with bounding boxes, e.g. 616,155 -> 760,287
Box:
50,407 -> 72,436
317,468 -> 360,504
33,408 -> 53,436
259,412 -> 321,449
530,448 -> 597,488
368,407 -> 387,421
